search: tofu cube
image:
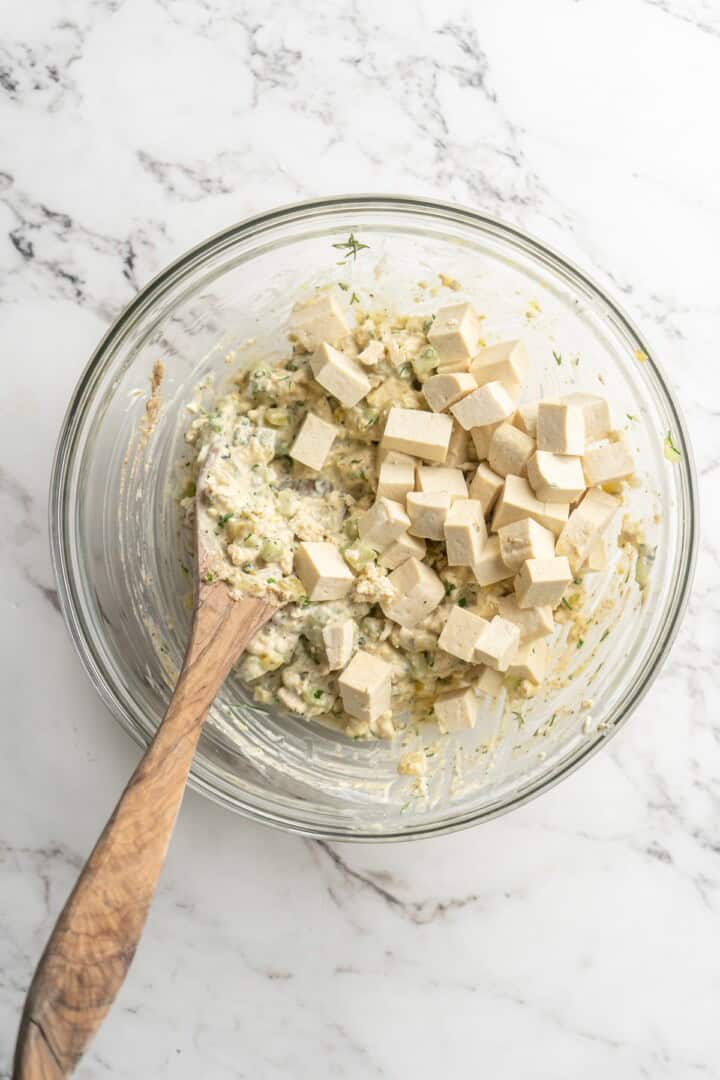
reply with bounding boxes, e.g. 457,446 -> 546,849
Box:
497,517 -> 556,572
444,423 -> 471,469
470,420 -> 505,460
562,392 -> 612,445
468,463 -> 504,514
380,557 -> 445,628
358,340 -> 385,366
358,497 -> 411,551
377,462 -> 415,502
338,650 -> 392,723
526,450 -> 586,503
474,666 -> 504,699
450,381 -> 516,431
488,421 -> 536,478
584,534 -> 609,572
294,542 -> 354,601
474,615 -> 520,672
507,638 -> 548,685
406,491 -> 452,540
381,407 -> 453,463
497,594 -> 554,643
422,372 -> 477,413
556,488 -> 620,571
536,400 -> 585,455
322,620 -> 356,670
514,401 -> 539,439
427,303 -> 482,366
433,687 -> 478,733
416,466 -> 468,503
582,437 -> 635,486
289,412 -> 337,472
379,532 -> 427,570
290,292 -> 350,349
377,447 -> 417,467
470,339 -> 530,395
514,556 -> 573,609
444,499 -> 488,567
490,475 -> 569,537
438,606 -> 489,662
473,535 -> 512,586
310,343 -> 371,407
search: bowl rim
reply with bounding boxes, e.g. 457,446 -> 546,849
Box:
49,193 -> 699,842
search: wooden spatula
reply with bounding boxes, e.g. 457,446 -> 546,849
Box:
13,448 -> 274,1078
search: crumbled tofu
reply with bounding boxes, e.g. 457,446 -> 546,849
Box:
497,594 -> 554,643
358,497 -> 411,550
536,400 -> 585,455
294,541 -> 354,601
488,422 -> 536,478
508,638 -> 548,685
514,556 -> 573,609
377,462 -> 415,502
338,649 -> 392,722
398,750 -> 427,777
474,615 -> 520,672
433,687 -> 478,733
379,532 -> 427,570
497,517 -> 556,572
377,447 -> 417,467
473,535 -> 512,586
469,463 -> 504,513
310,343 -> 371,407
422,372 -> 477,413
406,491 -> 453,540
556,487 -> 620,571
438,605 -> 488,662
526,450 -> 586,503
322,620 -> 356,670
582,437 -> 634,487
474,667 -> 504,699
416,466 -> 468,502
470,339 -> 529,396
290,292 -> 349,349
562,392 -> 612,445
450,381 -> 516,431
491,475 -> 569,537
380,557 -> 445,628
444,499 -> 488,567
358,340 -> 385,367
444,423 -> 471,469
381,407 -> 453,463
514,401 -> 539,439
289,412 -> 337,472
427,302 -> 482,366
470,420 -> 504,460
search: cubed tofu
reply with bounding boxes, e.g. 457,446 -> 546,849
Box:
438,606 -> 489,662
379,532 -> 427,570
422,372 -> 477,413
562,392 -> 612,445
490,475 -> 569,537
556,487 -> 620,571
427,303 -> 482,366
406,491 -> 452,540
497,517 -> 556,572
474,666 -> 504,699
582,437 -> 635,486
514,401 -> 539,439
444,499 -> 488,567
584,534 -> 609,572
294,542 -> 354,601
469,463 -> 504,513
470,339 -> 529,396
433,686 -> 478,733
310,343 -> 371,407
526,450 -> 586,503
377,447 -> 417,467
338,650 -> 392,723
380,557 -> 445,628
381,407 -> 453,463
358,497 -> 410,551
416,466 -> 468,502
450,381 -> 516,431
290,292 -> 350,349
469,420 -> 504,460
322,620 -> 356,670
474,615 -> 520,672
377,462 -> 415,502
488,422 -> 536,478
473,535 -> 512,586
444,423 -> 471,469
358,340 -> 385,367
536,400 -> 585,455
289,412 -> 337,472
497,594 -> 554,644
507,638 -> 548,685
514,556 -> 573,609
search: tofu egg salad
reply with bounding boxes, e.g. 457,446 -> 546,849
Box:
183,281 -> 638,743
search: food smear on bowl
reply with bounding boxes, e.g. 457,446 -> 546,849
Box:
181,289 -> 642,746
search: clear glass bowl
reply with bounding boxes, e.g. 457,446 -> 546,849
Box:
49,196 -> 697,841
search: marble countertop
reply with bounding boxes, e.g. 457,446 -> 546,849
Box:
2,1 -> 718,1076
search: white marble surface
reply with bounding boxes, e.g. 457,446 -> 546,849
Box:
1,0 -> 718,1075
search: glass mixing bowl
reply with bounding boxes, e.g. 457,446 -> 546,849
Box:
49,196 -> 697,840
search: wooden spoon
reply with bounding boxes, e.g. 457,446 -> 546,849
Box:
14,448 -> 274,1078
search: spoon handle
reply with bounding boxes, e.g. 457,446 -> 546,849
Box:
13,588 -> 270,1079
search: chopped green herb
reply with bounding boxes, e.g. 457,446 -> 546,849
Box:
626,413 -> 637,422
512,710 -> 525,728
205,571 -> 215,582
332,232 -> 369,263
664,431 -> 681,463
553,350 -> 563,366
445,582 -> 456,595
301,596 -> 311,607
267,577 -> 276,584
577,638 -> 584,649
422,316 -> 435,334
338,282 -> 349,291
458,597 -> 468,608
350,292 -> 360,305
313,689 -> 323,699
365,410 -> 379,429
561,597 -> 572,611
600,628 -> 610,642
217,512 -> 233,527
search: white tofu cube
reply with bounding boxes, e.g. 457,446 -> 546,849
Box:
377,447 -> 417,467
290,292 -> 350,349
377,462 -> 415,502
470,420 -> 505,460
536,400 -> 585,455
433,687 -> 478,733
582,437 -> 635,486
427,303 -> 482,366
474,615 -> 520,672
514,556 -> 573,609
488,422 -> 536,478
474,667 -> 504,699
378,532 -> 427,570
468,463 -> 504,513
380,557 -> 445,628
294,542 -> 354,601
556,488 -> 620,571
358,340 -> 385,367
444,499 -> 488,567
422,372 -> 477,413
438,606 -> 489,662
473,535 -> 512,586
381,407 -> 453,463
289,412 -> 337,472
310,342 -> 371,407
406,491 -> 452,540
358,497 -> 410,551
584,534 -> 609,572
514,401 -> 539,439
562,392 -> 611,445
490,475 -> 569,537
416,466 -> 468,502
322,620 -> 356,670
497,594 -> 554,644
470,339 -> 530,395
444,423 -> 471,469
526,450 -> 586,503
338,650 -> 392,723
450,381 -> 516,431
497,517 -> 556,572
507,638 -> 548,685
